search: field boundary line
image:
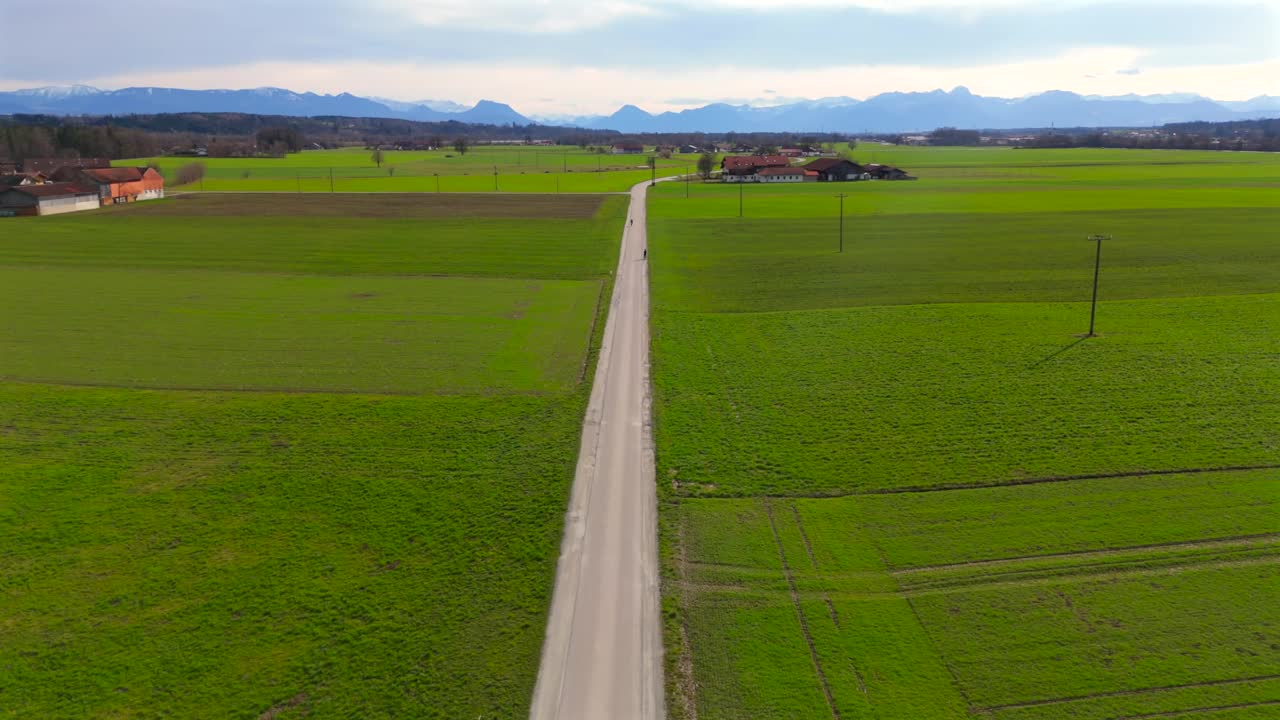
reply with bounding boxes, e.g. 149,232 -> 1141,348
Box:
1112,699 -> 1280,719
720,464 -> 1280,500
0,376 -> 556,398
893,533 -> 1280,574
902,555 -> 1279,597
0,262 -> 605,283
765,500 -> 842,720
578,278 -> 607,385
674,510 -> 699,720
683,554 -> 1280,602
973,674 -> 1280,714
176,190 -> 630,196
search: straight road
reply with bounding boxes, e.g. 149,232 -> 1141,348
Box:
529,181 -> 663,720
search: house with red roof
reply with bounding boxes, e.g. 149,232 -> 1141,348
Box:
721,155 -> 792,182
52,166 -> 165,205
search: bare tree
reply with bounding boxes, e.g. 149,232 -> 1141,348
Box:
372,148 -> 384,168
696,151 -> 715,180
175,162 -> 206,186
453,137 -> 470,155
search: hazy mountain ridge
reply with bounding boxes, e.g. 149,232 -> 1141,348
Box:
2,85 -> 1277,132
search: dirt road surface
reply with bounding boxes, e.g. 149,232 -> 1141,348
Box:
529,181 -> 664,720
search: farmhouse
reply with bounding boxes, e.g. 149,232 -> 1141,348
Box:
721,155 -> 791,182
864,163 -> 916,180
0,184 -> 100,216
678,144 -> 700,154
612,142 -> 645,154
803,158 -> 868,182
52,166 -> 165,205
756,167 -> 817,183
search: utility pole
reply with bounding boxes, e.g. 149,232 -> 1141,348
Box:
1087,234 -> 1109,336
494,165 -> 499,192
435,173 -> 440,193
835,193 -> 848,253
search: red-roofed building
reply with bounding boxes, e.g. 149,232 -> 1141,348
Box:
51,166 -> 165,205
0,183 -> 101,216
721,155 -> 792,182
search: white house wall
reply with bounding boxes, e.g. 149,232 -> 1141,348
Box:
36,195 -> 99,216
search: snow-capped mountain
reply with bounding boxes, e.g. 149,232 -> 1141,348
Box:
1,84 -> 1274,132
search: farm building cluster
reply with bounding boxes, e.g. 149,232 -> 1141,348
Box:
721,155 -> 914,183
0,158 -> 165,217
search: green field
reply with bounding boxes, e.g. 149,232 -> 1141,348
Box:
650,147 -> 1280,718
0,193 -> 626,717
119,145 -> 697,193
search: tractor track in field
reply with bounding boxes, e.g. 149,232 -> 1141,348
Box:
973,675 -> 1280,714
717,463 -> 1280,500
1112,699 -> 1280,719
765,500 -> 842,720
891,532 -> 1280,575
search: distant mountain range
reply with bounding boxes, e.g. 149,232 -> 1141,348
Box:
0,86 -> 530,125
3,85 -> 1278,133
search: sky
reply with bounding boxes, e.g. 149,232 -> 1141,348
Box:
1,0 -> 1276,115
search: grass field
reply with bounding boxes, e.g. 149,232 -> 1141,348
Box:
118,145 -> 697,193
0,193 -> 626,717
650,146 -> 1280,718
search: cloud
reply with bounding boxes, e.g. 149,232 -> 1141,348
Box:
0,0 -> 1274,110
0,0 -> 1274,83
378,0 -> 660,33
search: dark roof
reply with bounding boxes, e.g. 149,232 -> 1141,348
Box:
804,158 -> 862,172
79,167 -> 149,183
3,183 -> 98,198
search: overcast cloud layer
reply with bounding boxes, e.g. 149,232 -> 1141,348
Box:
1,0 -> 1276,114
